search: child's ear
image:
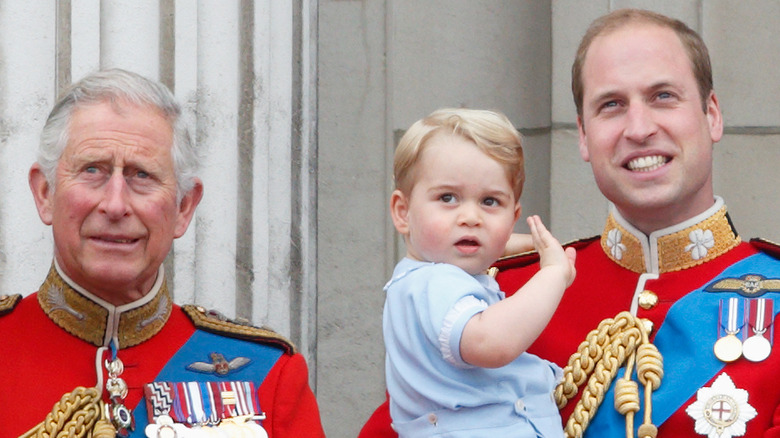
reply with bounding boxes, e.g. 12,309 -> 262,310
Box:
390,189 -> 411,235
514,201 -> 522,222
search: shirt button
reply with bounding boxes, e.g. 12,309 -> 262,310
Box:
514,399 -> 525,413
638,290 -> 658,310
428,413 -> 437,425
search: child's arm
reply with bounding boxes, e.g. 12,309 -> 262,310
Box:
460,215 -> 576,368
503,233 -> 534,257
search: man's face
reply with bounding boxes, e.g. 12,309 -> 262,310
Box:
577,23 -> 723,233
31,100 -> 201,304
390,133 -> 521,275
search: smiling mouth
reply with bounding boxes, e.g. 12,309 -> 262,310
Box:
626,155 -> 668,172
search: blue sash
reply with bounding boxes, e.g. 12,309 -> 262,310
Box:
585,252 -> 780,436
128,329 -> 284,436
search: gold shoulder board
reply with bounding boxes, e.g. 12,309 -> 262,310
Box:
182,304 -> 296,355
0,294 -> 21,317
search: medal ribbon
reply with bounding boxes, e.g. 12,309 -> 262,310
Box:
718,297 -> 745,339
186,381 -> 205,424
748,298 -> 773,341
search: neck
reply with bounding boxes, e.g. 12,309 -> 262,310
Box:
53,259 -> 157,306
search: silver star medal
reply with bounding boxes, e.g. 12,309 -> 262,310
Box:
686,373 -> 757,438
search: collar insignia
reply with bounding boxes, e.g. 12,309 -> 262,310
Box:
686,373 -> 757,438
601,201 -> 740,274
705,274 -> 780,297
38,263 -> 172,347
187,352 -> 251,376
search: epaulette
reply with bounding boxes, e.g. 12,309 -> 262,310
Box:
183,304 -> 296,355
0,294 -> 21,317
750,237 -> 780,260
493,235 -> 600,271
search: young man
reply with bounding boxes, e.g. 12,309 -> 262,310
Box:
361,9 -> 780,437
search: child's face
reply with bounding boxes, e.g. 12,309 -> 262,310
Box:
391,132 -> 520,275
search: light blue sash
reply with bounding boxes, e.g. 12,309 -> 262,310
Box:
585,252 -> 780,436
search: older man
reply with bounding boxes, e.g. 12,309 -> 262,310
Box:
0,69 -> 324,437
361,9 -> 780,437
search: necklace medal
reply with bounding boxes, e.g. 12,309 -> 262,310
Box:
714,297 -> 744,362
743,298 -> 773,362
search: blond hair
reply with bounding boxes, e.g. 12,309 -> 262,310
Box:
394,108 -> 524,198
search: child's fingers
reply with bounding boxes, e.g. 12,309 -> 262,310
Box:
527,215 -> 554,249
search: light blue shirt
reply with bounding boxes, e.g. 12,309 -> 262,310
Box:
383,258 -> 563,437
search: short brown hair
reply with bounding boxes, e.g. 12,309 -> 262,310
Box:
394,108 -> 525,199
572,8 -> 713,117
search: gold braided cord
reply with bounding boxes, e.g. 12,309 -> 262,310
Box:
553,312 -> 663,438
19,386 -> 116,438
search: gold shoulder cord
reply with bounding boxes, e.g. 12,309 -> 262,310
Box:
19,386 -> 116,438
554,311 -> 664,438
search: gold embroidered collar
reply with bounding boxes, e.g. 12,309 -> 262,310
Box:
601,196 -> 741,274
37,261 -> 172,348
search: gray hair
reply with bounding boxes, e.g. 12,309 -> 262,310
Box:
38,68 -> 199,201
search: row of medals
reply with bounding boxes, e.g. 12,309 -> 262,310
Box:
147,414 -> 268,438
713,298 -> 772,363
104,357 -> 267,438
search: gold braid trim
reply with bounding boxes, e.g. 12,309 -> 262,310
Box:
183,304 -> 297,355
19,386 -> 116,438
0,294 -> 21,317
554,312 -> 663,438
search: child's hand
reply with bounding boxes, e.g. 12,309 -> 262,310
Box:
527,215 -> 576,287
503,233 -> 534,257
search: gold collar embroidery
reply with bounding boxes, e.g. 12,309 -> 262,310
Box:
601,197 -> 741,274
37,262 -> 172,348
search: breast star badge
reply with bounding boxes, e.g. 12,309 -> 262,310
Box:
685,373 -> 757,438
187,352 -> 251,375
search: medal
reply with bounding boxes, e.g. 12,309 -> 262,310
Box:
144,380 -> 268,437
686,373 -> 757,437
105,352 -> 135,436
743,298 -> 773,362
713,334 -> 742,362
714,298 -> 745,362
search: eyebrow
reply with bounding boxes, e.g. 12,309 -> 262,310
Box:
589,80 -> 681,105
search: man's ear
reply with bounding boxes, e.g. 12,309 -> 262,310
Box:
577,115 -> 590,162
29,163 -> 54,225
389,189 -> 411,235
706,91 -> 724,143
174,178 -> 204,238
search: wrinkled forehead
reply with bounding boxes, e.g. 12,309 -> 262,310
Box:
63,100 -> 175,163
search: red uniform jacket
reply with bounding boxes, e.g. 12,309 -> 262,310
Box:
0,264 -> 325,438
360,201 -> 780,437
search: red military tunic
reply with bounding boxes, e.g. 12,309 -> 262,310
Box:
0,262 -> 325,438
360,199 -> 780,437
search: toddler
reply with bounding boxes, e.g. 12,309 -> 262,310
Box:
384,108 -> 576,437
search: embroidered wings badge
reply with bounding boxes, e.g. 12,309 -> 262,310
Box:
705,274 -> 780,297
187,352 -> 251,376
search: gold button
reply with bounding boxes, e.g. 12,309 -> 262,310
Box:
638,290 -> 658,310
641,318 -> 654,335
